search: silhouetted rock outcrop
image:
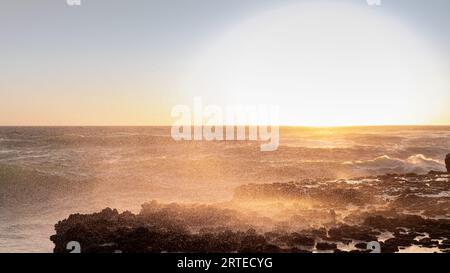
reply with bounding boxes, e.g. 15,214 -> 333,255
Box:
446,153 -> 450,173
51,172 -> 450,253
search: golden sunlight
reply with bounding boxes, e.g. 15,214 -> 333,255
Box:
182,2 -> 449,126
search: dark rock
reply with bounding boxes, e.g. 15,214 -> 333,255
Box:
428,170 -> 446,175
349,249 -> 371,253
446,154 -> 450,173
316,242 -> 337,251
286,233 -> 315,247
384,237 -> 414,247
438,243 -> 450,250
50,170 -> 450,253
354,242 -> 367,249
417,238 -> 439,247
380,242 -> 399,253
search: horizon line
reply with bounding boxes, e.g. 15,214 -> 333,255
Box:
1,124 -> 450,128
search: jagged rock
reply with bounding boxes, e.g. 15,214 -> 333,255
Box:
285,233 -> 315,247
316,242 -> 337,251
51,171 -> 450,253
438,239 -> 450,250
384,237 -> 414,248
380,242 -> 400,253
417,238 -> 439,247
354,242 -> 367,249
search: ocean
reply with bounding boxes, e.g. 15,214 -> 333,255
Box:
0,126 -> 449,252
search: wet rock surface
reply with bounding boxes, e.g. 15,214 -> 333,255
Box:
51,172 -> 450,253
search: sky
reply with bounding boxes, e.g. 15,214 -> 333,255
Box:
0,0 -> 449,126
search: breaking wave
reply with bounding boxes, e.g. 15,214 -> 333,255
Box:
344,154 -> 445,174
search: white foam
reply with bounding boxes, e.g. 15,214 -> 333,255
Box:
344,154 -> 445,174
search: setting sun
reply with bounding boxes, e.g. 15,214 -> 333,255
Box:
182,2 -> 449,126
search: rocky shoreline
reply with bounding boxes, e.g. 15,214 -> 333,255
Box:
51,165 -> 450,253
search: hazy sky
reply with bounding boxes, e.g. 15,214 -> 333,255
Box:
1,0 -> 449,126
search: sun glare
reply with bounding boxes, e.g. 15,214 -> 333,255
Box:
181,2 -> 449,126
